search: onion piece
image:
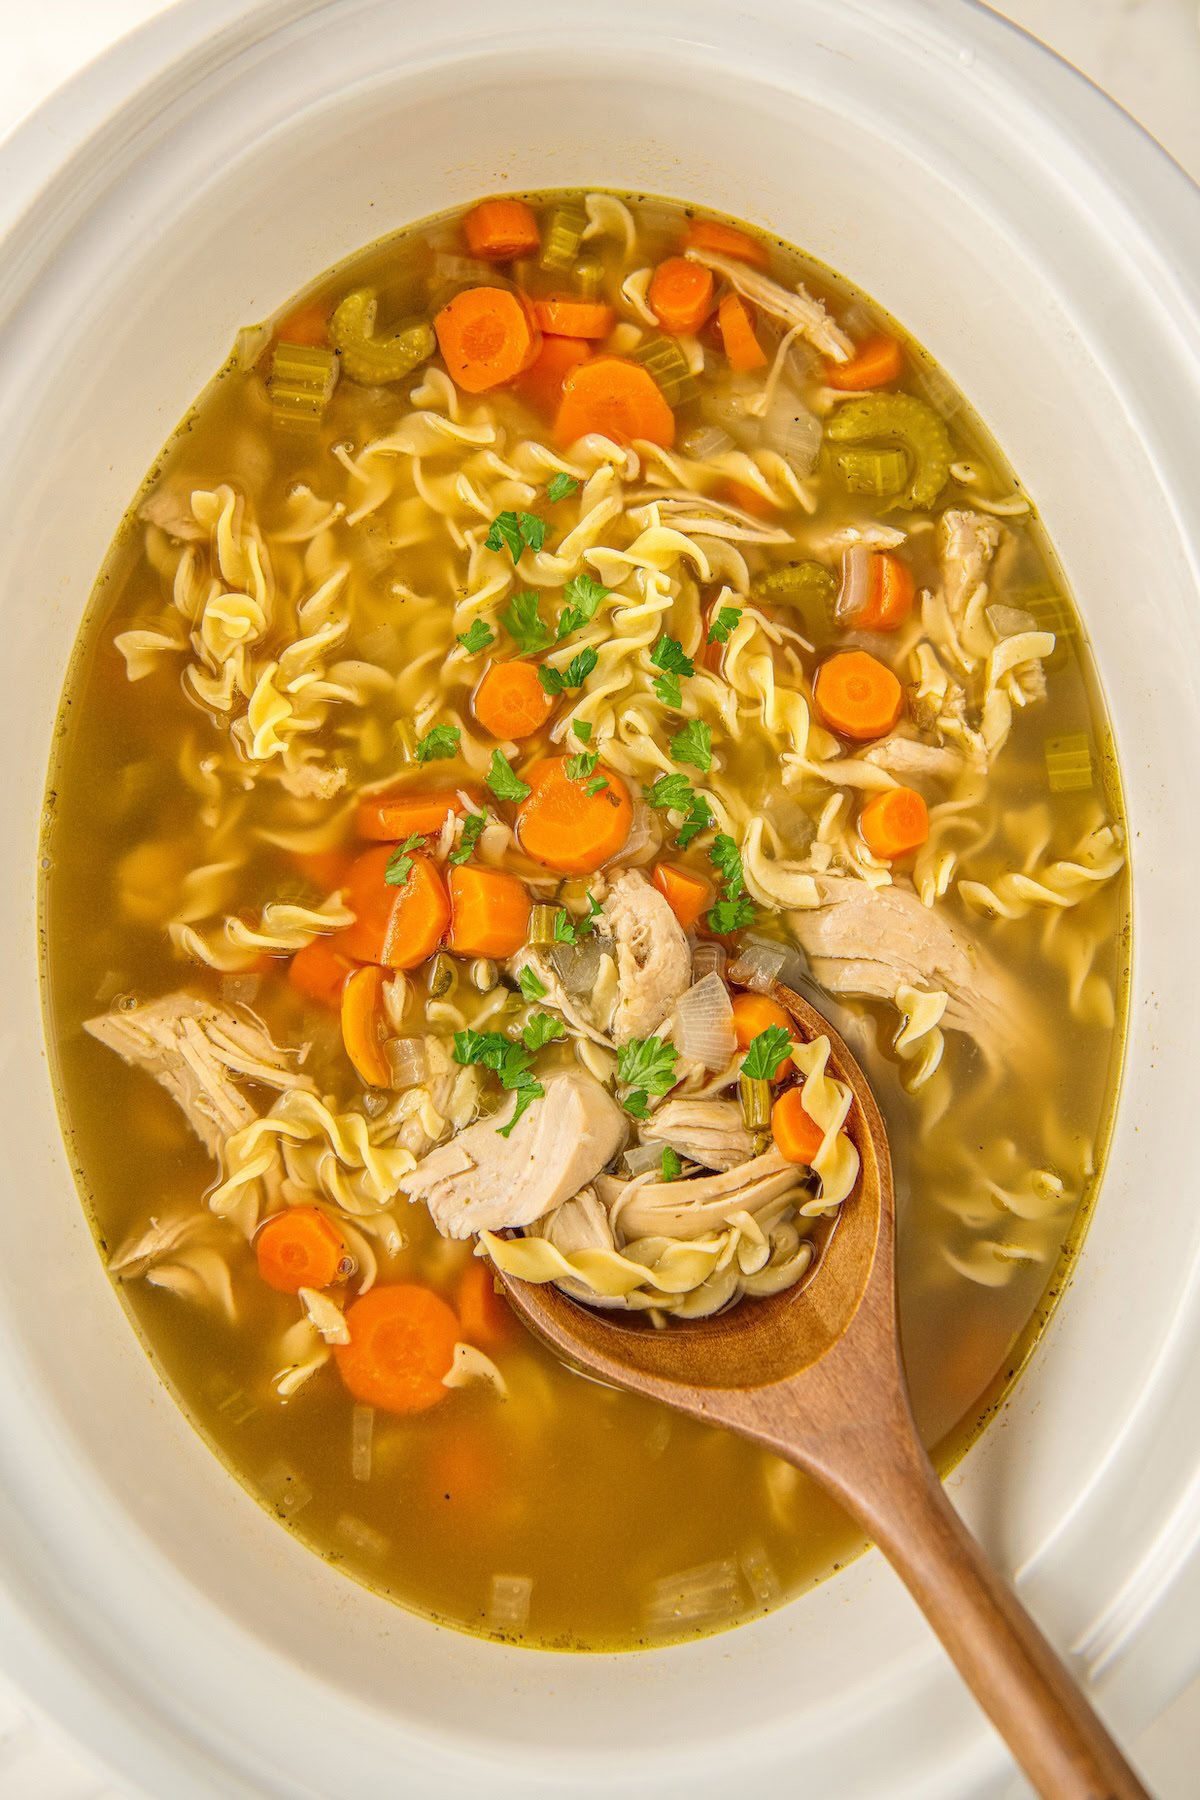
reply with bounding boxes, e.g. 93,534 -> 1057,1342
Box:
550,934 -> 612,996
624,1142 -> 668,1177
691,942 -> 727,985
680,424 -> 735,461
986,602 -> 1039,639
671,973 -> 736,1069
351,1404 -> 374,1483
835,541 -> 872,624
759,389 -> 822,476
385,1036 -> 428,1089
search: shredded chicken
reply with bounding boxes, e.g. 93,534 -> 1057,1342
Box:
601,870 -> 692,1044
596,1148 -> 803,1240
684,247 -> 855,362
863,736 -> 962,784
639,1098 -> 755,1171
940,508 -> 1003,619
535,1187 -> 626,1308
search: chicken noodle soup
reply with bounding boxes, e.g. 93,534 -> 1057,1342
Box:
42,191 -> 1128,1648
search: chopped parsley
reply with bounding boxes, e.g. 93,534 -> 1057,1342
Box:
553,893 -> 602,944
741,1024 -> 795,1081
659,1146 -> 682,1182
447,808 -> 487,866
643,772 -> 714,849
670,718 -> 713,775
451,1028 -> 545,1137
518,965 -> 547,1002
708,896 -> 757,934
676,793 -> 714,849
415,724 -> 461,764
521,1012 -> 566,1052
557,572 -> 610,640
707,605 -> 742,645
485,509 -> 546,564
486,749 -> 532,803
617,1035 -> 679,1118
383,832 -> 422,887
456,618 -> 495,654
547,472 -> 578,502
573,719 -> 593,744
564,749 -> 607,795
499,589 -> 552,655
650,635 -> 695,709
706,830 -> 756,934
538,645 -> 598,696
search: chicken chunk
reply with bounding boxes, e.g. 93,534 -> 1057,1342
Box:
602,870 -> 692,1045
862,736 -> 962,785
639,1098 -> 755,1172
399,1070 -> 627,1239
940,508 -> 1003,621
596,1147 -> 803,1240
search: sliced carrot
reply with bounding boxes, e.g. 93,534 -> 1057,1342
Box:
256,1206 -> 346,1295
458,1257 -> 519,1349
342,848 -> 451,970
516,756 -> 633,874
434,286 -> 541,393
720,477 -> 776,519
859,786 -> 930,862
824,333 -> 904,391
554,354 -> 675,449
472,660 -> 556,741
652,862 -> 712,932
732,992 -> 794,1054
429,1432 -> 494,1510
771,1085 -> 825,1167
813,650 -> 903,743
463,197 -> 540,261
341,964 -> 391,1088
717,294 -> 767,372
532,295 -> 614,340
334,1284 -> 460,1414
291,846 -> 352,892
517,334 -> 591,419
647,256 -> 714,336
274,302 -> 330,348
686,218 -> 770,269
857,551 -> 914,632
447,865 -> 532,958
289,932 -> 356,1011
356,786 -> 480,843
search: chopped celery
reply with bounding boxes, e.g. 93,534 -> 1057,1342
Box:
329,289 -> 435,385
1024,585 -> 1075,673
573,255 -> 606,299
529,904 -> 560,948
1044,733 -> 1093,793
826,393 -> 952,510
739,1074 -> 772,1132
428,952 -> 459,998
832,446 -> 909,498
750,559 -> 836,631
267,342 -> 339,428
538,204 -> 588,274
630,334 -> 697,406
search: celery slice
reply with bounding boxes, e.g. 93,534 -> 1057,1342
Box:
330,289 -> 435,385
428,952 -> 459,999
267,343 -> 339,428
826,393 -> 952,510
1044,733 -> 1093,793
750,559 -> 836,630
630,334 -> 697,406
528,905 -> 560,948
538,204 -> 588,274
1024,586 -> 1075,673
832,446 -> 909,498
739,1074 -> 772,1131
573,255 -> 606,299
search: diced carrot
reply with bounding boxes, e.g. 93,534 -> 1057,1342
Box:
334,1284 -> 460,1414
291,846 -> 353,892
256,1206 -> 346,1295
288,932 -> 356,1011
463,198 -> 540,261
554,354 -> 675,449
652,863 -> 712,932
824,334 -> 904,391
857,551 -> 914,633
720,477 -> 776,518
813,650 -> 903,742
732,992 -> 795,1060
686,218 -> 770,268
447,865 -> 532,958
771,1085 -> 825,1166
473,660 -> 556,741
434,286 -> 541,393
518,334 -> 591,419
515,756 -> 633,874
532,295 -> 614,340
341,964 -> 391,1088
341,848 -> 451,970
274,302 -> 330,348
356,787 -> 481,843
859,786 -> 930,862
717,294 -> 767,372
647,256 -> 714,336
457,1257 -> 519,1349
429,1432 -> 493,1510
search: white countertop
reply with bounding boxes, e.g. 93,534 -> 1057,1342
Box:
0,1 -> 1197,1794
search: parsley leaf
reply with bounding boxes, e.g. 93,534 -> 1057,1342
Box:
416,724 -> 461,764
741,1024 -> 795,1081
617,1036 -> 678,1119
451,1029 -> 509,1068
707,896 -> 757,934
557,572 -> 610,640
553,893 -> 602,945
518,965 -> 547,1002
573,719 -> 593,744
537,645 -> 598,696
650,635 -> 695,708
659,1146 -> 682,1182
622,1090 -> 651,1120
709,832 -> 745,900
643,772 -> 713,848
564,749 -> 603,789
451,1029 -> 545,1138
486,750 -> 532,803
522,1012 -> 566,1052
670,718 -> 713,774
585,776 -> 608,796
384,832 -> 422,887
497,1084 -> 543,1137
485,509 -> 546,564
457,618 -> 495,654
547,472 -> 578,503
447,808 -> 487,867
707,605 -> 742,645
676,793 -> 714,849
499,589 -> 552,655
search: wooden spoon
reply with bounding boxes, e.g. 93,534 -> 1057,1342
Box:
497,981 -> 1148,1800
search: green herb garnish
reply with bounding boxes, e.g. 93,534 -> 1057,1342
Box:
457,618 -> 495,654
547,472 -> 578,503
741,1024 -> 794,1081
650,635 -> 695,709
499,589 -> 552,655
518,965 -> 547,1002
707,606 -> 742,645
707,896 -> 757,934
644,772 -> 713,848
486,749 -> 532,803
554,893 -> 602,945
384,832 -> 422,888
522,1012 -> 566,1052
416,724 -> 461,764
573,719 -> 593,744
659,1146 -> 682,1181
709,832 -> 745,899
447,808 -> 487,867
452,1028 -> 545,1137
670,718 -> 713,774
557,572 -> 610,640
617,1035 -> 679,1118
485,509 -> 546,564
538,645 -> 598,697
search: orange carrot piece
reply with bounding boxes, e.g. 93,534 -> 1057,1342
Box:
463,198 -> 540,261
732,993 -> 795,1059
472,660 -> 556,741
256,1206 -> 346,1295
554,354 -> 675,449
457,1257 -> 519,1349
720,477 -> 776,518
824,333 -> 904,391
813,650 -> 903,742
334,1284 -> 460,1414
289,932 -> 356,1011
518,334 -> 591,419
857,551 -> 914,632
341,964 -> 391,1088
434,286 -> 541,393
859,786 -> 930,862
447,865 -> 532,958
686,218 -> 770,268
342,848 -> 451,970
516,756 -> 633,874
274,302 -> 330,348
717,293 -> 767,372
647,256 -> 715,336
532,295 -> 615,340
428,1432 -> 494,1509
652,862 -> 712,932
291,846 -> 353,892
356,787 -> 479,843
771,1085 -> 825,1166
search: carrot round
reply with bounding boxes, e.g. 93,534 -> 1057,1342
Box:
813,650 -> 903,742
732,992 -> 794,1055
771,1085 -> 825,1166
717,293 -> 767,372
356,786 -> 480,842
274,302 -> 330,348
473,660 -> 556,741
532,295 -> 614,340
825,333 -> 904,391
720,477 -> 776,519
447,865 -> 532,958
652,862 -> 712,932
555,354 -> 675,449
686,218 -> 770,268
515,756 -> 633,874
518,334 -> 591,419
341,964 -> 391,1088
859,786 -> 930,862
291,846 -> 352,892
256,1206 -> 346,1295
288,933 -> 355,1010
434,286 -> 541,393
648,256 -> 714,336
857,551 -> 914,632
463,198 -> 540,262
342,848 -> 451,969
458,1257 -> 518,1349
334,1284 -> 460,1414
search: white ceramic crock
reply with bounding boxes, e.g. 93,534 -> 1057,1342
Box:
1,2 -> 1198,1795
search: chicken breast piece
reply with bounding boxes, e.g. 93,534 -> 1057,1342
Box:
940,508 -> 1003,620
597,1147 -> 803,1240
399,1070 -> 628,1239
639,1098 -> 755,1172
602,869 -> 692,1045
862,736 -> 962,785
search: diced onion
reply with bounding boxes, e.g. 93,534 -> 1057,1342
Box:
728,941 -> 787,994
986,602 -> 1039,639
691,942 -> 726,984
624,1142 -> 667,1177
672,973 -> 736,1069
385,1036 -> 428,1089
550,935 -> 610,997
835,541 -> 872,624
759,390 -> 822,476
680,424 -> 735,461
351,1404 -> 374,1483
